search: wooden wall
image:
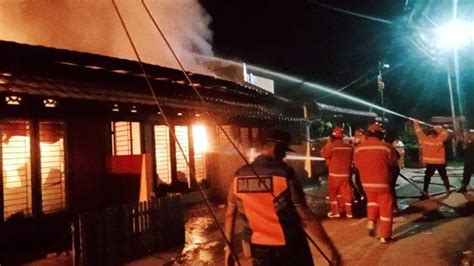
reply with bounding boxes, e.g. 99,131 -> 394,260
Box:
67,118 -> 108,211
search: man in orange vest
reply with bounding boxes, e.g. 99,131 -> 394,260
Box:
224,130 -> 340,265
321,127 -> 354,218
354,123 -> 398,243
413,119 -> 451,195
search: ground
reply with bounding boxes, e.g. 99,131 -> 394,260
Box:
28,167 -> 474,265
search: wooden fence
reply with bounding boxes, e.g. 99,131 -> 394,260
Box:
73,195 -> 184,265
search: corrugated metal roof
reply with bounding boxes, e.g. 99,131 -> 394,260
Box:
0,41 -> 307,122
316,102 -> 378,118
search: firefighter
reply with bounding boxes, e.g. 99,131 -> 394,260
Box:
354,123 -> 398,243
224,130 -> 340,266
457,130 -> 474,193
321,127 -> 354,218
412,119 -> 451,196
392,139 -> 405,169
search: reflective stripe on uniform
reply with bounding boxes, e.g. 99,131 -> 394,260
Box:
329,201 -> 338,204
355,146 -> 391,153
329,173 -> 351,178
368,202 -> 378,206
333,147 -> 353,151
421,141 -> 442,146
363,183 -> 389,188
423,157 -> 445,162
380,216 -> 391,222
345,203 -> 352,206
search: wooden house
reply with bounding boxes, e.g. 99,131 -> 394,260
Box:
0,40 -> 306,263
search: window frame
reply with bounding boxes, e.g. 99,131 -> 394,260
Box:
0,118 -> 68,222
153,123 -> 208,190
110,120 -> 143,156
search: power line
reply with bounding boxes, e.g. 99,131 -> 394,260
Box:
110,1 -> 242,265
140,0 -> 334,263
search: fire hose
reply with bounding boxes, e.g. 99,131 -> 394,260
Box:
397,173 -> 459,213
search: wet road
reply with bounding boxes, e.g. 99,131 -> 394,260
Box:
134,166 -> 473,265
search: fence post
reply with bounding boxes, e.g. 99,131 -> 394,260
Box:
72,196 -> 185,264
71,220 -> 77,266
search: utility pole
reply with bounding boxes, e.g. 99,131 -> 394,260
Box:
303,103 -> 312,178
377,61 -> 389,123
446,63 -> 458,157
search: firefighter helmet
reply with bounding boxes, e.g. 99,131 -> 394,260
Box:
367,123 -> 384,133
354,129 -> 365,137
332,127 -> 344,138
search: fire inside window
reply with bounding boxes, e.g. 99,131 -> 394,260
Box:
1,120 -> 66,220
2,121 -> 32,219
193,125 -> 208,184
111,121 -> 141,155
154,125 -> 171,184
154,125 -> 208,186
39,122 -> 66,214
175,126 -> 190,186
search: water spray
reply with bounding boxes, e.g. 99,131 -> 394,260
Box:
195,54 -> 435,127
308,0 -> 394,25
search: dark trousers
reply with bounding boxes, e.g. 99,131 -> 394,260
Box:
462,163 -> 474,187
423,164 -> 450,192
250,241 -> 313,266
353,168 -> 366,201
390,166 -> 400,207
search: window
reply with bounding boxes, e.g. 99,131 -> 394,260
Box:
154,124 -> 209,188
154,125 -> 171,184
192,125 -> 208,183
240,128 -> 250,148
217,125 -> 233,154
1,121 -> 32,219
1,120 -> 66,220
251,127 -> 259,146
175,126 -> 190,186
39,122 -> 66,214
111,121 -> 141,155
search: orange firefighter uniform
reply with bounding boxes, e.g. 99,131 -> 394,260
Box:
414,120 -> 450,193
321,128 -> 354,217
227,155 -> 313,264
414,122 -> 449,164
354,124 -> 397,239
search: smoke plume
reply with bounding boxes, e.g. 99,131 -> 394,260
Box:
0,0 -> 213,73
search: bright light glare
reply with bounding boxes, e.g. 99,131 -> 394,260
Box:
3,136 -> 30,188
437,21 -> 474,49
192,125 -> 208,152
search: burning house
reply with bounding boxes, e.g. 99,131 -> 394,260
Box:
0,38 -> 383,263
0,40 -> 308,263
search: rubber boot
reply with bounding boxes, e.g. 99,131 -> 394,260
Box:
423,177 -> 430,194
443,180 -> 451,195
420,181 -> 429,200
456,185 -> 468,193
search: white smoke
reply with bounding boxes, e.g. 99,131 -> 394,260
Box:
0,0 -> 213,73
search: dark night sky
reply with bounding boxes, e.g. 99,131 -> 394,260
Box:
200,0 -> 474,128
